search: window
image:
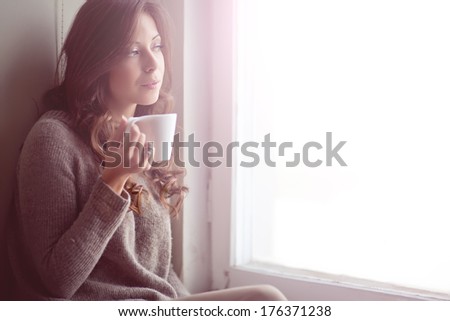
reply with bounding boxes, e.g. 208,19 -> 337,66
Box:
210,0 -> 450,300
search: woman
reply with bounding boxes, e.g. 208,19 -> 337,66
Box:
8,0 -> 286,301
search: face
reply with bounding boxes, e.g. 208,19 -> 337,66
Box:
108,13 -> 165,115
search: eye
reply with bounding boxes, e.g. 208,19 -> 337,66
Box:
152,43 -> 164,52
128,49 -> 140,57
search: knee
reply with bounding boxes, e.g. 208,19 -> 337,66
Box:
248,284 -> 287,301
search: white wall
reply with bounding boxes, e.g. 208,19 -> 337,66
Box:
161,0 -> 186,289
0,0 -> 57,298
178,0 -> 213,293
164,0 -> 214,294
55,0 -> 85,54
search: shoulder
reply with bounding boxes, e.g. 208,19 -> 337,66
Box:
27,110 -> 76,142
21,110 -> 88,163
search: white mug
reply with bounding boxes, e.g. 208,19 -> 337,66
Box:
125,113 -> 177,162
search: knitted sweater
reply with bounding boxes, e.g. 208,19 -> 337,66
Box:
7,110 -> 189,300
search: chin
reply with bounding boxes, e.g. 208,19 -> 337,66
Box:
138,94 -> 160,106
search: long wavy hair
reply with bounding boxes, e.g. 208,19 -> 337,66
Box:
43,0 -> 187,217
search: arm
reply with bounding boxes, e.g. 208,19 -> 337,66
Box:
168,265 -> 190,298
17,120 -> 130,299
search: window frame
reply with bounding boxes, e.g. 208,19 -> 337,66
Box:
208,0 -> 447,301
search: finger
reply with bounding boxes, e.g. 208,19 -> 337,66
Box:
128,124 -> 141,143
112,115 -> 128,142
146,142 -> 155,165
138,133 -> 148,169
145,142 -> 153,170
123,125 -> 140,168
138,141 -> 152,170
130,132 -> 147,168
124,124 -> 141,161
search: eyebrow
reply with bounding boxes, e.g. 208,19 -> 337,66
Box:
132,34 -> 161,45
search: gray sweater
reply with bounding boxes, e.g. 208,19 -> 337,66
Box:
7,110 -> 189,300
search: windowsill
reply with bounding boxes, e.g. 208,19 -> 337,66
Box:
227,262 -> 450,301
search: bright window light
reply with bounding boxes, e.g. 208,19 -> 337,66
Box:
235,0 -> 450,295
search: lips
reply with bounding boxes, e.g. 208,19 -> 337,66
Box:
141,80 -> 160,89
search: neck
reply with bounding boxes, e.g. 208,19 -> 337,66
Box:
108,104 -> 137,122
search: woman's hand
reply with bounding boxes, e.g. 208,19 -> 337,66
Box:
101,116 -> 152,195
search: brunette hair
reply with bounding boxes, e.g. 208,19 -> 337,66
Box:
44,0 -> 187,216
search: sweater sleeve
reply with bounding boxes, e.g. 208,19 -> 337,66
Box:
16,120 -> 131,299
167,265 -> 190,298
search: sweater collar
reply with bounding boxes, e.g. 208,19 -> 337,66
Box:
40,109 -> 73,126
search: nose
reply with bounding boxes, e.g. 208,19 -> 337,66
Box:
143,50 -> 157,73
